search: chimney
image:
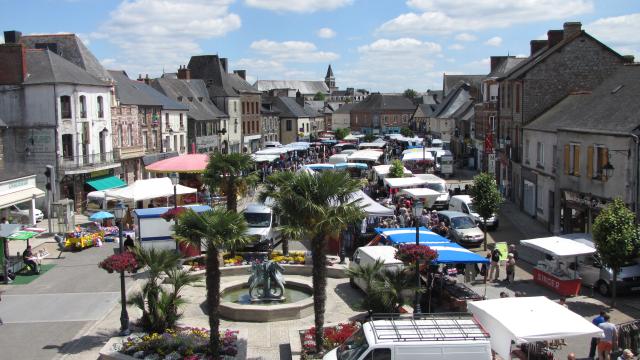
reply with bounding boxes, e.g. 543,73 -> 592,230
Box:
622,55 -> 635,64
220,58 -> 228,73
142,74 -> 150,85
233,70 -> 246,80
3,30 -> 22,44
0,43 -> 26,85
295,89 -> 305,106
547,30 -> 564,48
563,22 -> 582,39
177,65 -> 191,80
530,40 -> 548,56
490,56 -> 508,73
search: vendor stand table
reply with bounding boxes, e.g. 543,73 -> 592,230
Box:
434,275 -> 483,312
532,267 -> 582,297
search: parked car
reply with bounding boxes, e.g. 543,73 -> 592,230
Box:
448,195 -> 499,229
437,211 -> 484,246
323,314 -> 492,360
9,203 -> 44,223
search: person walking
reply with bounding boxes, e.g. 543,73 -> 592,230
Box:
505,253 -> 516,283
598,314 -> 618,360
617,349 -> 634,360
489,246 -> 502,282
590,311 -> 607,359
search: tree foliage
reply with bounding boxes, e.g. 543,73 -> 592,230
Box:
363,133 -> 376,142
204,152 -> 255,212
469,173 -> 502,250
174,209 -> 250,357
592,198 -> 639,307
313,91 -> 326,101
388,159 -> 405,178
400,127 -> 414,138
403,88 -> 418,99
335,128 -> 350,140
347,260 -> 418,313
260,171 -> 364,353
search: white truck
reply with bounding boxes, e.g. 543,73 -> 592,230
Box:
416,174 -> 450,210
349,246 -> 404,292
242,202 -> 277,251
323,314 -> 492,360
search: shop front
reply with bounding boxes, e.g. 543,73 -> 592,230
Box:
561,190 -> 609,234
0,175 -> 45,224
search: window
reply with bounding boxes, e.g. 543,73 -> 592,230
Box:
242,122 -> 246,134
234,101 -> 237,113
552,145 -> 557,173
128,125 -> 133,146
537,183 -> 544,212
118,125 -> 124,147
60,96 -> 71,119
564,143 -> 580,176
587,145 -> 609,181
79,95 -> 87,118
152,130 -> 157,149
242,102 -> 246,115
489,116 -> 496,133
537,142 -> 544,166
165,113 -> 170,129
286,119 -> 292,131
507,82 -> 512,109
179,113 -> 184,128
62,134 -> 73,158
142,131 -> 148,149
97,96 -> 104,118
234,119 -> 238,133
366,348 -> 391,360
515,83 -> 521,113
306,123 -> 309,132
524,139 -> 530,163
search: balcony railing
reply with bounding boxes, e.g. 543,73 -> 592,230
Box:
114,145 -> 146,160
58,151 -> 117,171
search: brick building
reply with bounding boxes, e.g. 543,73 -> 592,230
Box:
349,93 -> 415,134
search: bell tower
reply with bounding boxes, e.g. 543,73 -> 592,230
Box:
324,64 -> 335,92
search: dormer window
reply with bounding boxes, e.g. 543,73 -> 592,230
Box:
177,96 -> 183,102
188,97 -> 193,102
198,97 -> 203,102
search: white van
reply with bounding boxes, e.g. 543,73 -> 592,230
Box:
323,314 -> 492,360
349,246 -> 404,292
448,195 -> 499,229
242,203 -> 277,250
416,174 -> 449,209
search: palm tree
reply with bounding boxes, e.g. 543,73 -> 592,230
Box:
369,269 -> 417,313
260,170 -> 364,354
204,152 -> 255,212
173,208 -> 250,357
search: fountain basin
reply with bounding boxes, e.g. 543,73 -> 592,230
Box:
219,279 -> 314,322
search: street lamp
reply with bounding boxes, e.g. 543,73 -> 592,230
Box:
603,161 -> 614,179
113,201 -> 130,336
413,199 -> 424,314
170,172 -> 179,252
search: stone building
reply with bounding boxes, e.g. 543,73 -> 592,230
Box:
349,93 -> 415,134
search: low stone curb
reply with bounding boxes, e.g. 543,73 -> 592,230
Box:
186,263 -> 349,279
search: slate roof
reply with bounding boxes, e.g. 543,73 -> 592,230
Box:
273,97 -> 309,118
255,80 -> 330,95
326,65 -> 334,78
21,34 -> 113,82
23,49 -> 107,86
151,78 -> 227,121
422,90 -> 443,105
487,57 -> 528,78
415,103 -> 436,117
333,103 -> 356,114
351,93 -> 415,112
443,75 -> 484,97
108,70 -> 187,110
0,116 -> 7,128
432,83 -> 473,119
525,65 -> 640,134
187,55 -> 258,97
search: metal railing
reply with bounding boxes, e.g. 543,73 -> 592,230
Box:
58,151 -> 116,170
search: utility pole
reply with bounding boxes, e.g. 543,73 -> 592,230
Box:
44,165 -> 53,233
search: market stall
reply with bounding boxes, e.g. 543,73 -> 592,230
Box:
133,205 -> 211,251
348,190 -> 394,218
347,150 -> 383,165
521,235 -> 596,296
145,153 -> 209,174
398,187 -> 441,209
303,163 -> 335,172
105,178 -> 197,203
468,296 -> 604,360
383,176 -> 429,190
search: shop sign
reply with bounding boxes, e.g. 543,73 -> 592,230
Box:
487,153 -> 496,175
90,169 -> 109,179
0,175 -> 37,197
536,270 -> 560,290
564,191 -> 607,210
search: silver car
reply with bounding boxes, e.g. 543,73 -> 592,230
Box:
437,211 -> 484,246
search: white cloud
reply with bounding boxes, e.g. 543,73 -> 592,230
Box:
97,0 -> 241,76
448,44 -> 464,50
455,33 -> 476,42
338,38 -> 443,92
378,0 -> 593,36
465,57 -> 491,71
250,39 -> 339,63
244,0 -> 352,13
316,27 -> 336,39
232,58 -> 320,81
587,13 -> 640,58
484,36 -> 502,47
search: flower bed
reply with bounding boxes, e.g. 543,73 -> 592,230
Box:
118,327 -> 238,360
301,322 -> 360,359
99,251 -> 139,273
395,244 -> 438,264
220,251 -> 306,267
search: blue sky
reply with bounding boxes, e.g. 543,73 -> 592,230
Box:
2,0 -> 640,92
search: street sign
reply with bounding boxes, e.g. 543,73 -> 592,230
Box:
488,153 -> 496,175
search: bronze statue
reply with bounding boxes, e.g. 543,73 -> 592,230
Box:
248,260 -> 286,301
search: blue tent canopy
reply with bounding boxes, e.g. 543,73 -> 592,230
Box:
374,227 -> 489,264
304,163 -> 335,171
335,162 -> 368,169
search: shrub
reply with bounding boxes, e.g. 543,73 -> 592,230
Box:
301,322 -> 360,358
98,251 -> 139,273
395,244 -> 438,265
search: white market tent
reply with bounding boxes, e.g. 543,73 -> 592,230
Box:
254,148 -> 289,155
373,164 -> 412,179
383,176 -> 428,189
348,150 -> 383,162
520,235 -> 597,257
328,154 -> 349,164
349,190 -> 394,217
358,142 -> 386,149
343,134 -> 359,141
105,178 -> 197,202
402,151 -> 434,162
251,154 -> 280,163
398,188 -> 441,208
468,296 -> 603,360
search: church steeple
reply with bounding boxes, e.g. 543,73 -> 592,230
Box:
325,64 -> 335,91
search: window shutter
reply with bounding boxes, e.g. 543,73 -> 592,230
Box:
587,146 -> 594,178
574,145 -> 581,176
601,147 -> 609,181
564,144 -> 570,175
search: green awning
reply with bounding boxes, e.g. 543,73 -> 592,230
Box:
7,231 -> 39,240
86,176 -> 126,191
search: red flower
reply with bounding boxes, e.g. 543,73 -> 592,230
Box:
161,207 -> 188,222
98,252 -> 139,273
395,244 -> 438,265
